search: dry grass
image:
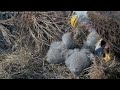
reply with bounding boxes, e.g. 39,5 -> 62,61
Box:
0,48 -> 75,79
0,11 -> 76,79
79,56 -> 120,79
85,58 -> 107,79
0,11 -> 72,56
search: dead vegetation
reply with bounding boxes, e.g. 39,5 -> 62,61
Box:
0,11 -> 75,79
0,11 -> 119,79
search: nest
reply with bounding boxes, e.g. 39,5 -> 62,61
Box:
0,11 -> 76,79
0,11 -> 120,79
88,11 -> 120,59
0,11 -> 72,57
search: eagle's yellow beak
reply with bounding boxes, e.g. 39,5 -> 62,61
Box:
70,15 -> 79,28
103,52 -> 111,63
